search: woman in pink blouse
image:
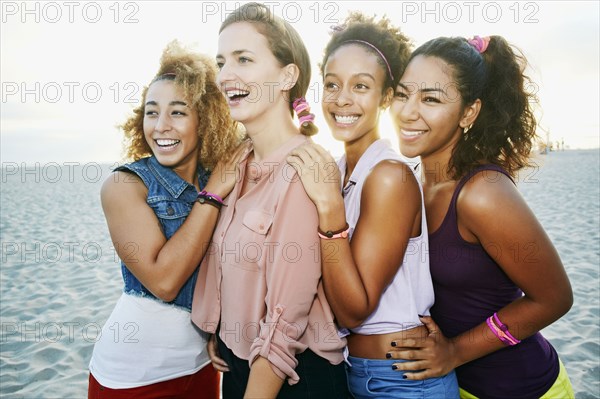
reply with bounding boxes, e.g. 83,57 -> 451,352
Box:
191,3 -> 348,398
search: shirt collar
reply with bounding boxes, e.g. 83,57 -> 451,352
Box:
243,134 -> 309,182
147,156 -> 203,200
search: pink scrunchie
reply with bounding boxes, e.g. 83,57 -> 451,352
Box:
468,35 -> 490,53
292,97 -> 315,127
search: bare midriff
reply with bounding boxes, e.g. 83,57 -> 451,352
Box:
347,325 -> 429,359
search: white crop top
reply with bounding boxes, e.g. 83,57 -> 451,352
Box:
337,139 -> 434,335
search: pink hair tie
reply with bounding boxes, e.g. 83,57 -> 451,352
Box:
294,103 -> 309,114
293,97 -> 315,127
293,97 -> 308,111
468,35 -> 490,54
298,113 -> 315,126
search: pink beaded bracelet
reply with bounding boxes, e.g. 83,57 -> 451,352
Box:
486,316 -> 512,345
486,313 -> 521,346
198,190 -> 224,205
492,312 -> 521,344
196,190 -> 226,209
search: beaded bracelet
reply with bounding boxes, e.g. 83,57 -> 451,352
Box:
492,312 -> 521,344
318,223 -> 350,239
196,191 -> 225,210
486,316 -> 511,345
487,316 -> 518,346
198,190 -> 225,205
486,313 -> 521,346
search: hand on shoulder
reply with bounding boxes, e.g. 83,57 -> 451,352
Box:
286,142 -> 342,213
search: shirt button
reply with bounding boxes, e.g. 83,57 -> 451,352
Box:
167,207 -> 174,216
259,224 -> 264,230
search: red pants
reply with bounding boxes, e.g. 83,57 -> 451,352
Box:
88,366 -> 220,399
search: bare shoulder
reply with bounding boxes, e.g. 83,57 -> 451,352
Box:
363,160 -> 420,207
459,169 -> 526,222
366,159 -> 419,191
101,170 -> 147,208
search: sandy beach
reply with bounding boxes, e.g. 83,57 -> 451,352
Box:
1,149 -> 598,398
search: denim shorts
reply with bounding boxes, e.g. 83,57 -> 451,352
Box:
347,355 -> 459,399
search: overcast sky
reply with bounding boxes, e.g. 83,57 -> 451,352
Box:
2,0 -> 598,164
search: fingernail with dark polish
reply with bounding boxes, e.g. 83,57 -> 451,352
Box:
391,341 -> 397,347
386,353 -> 391,359
403,375 -> 408,379
417,314 -> 424,317
392,365 -> 398,370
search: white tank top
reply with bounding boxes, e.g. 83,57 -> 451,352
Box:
338,139 -> 434,335
88,293 -> 210,388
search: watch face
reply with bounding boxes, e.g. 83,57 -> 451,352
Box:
198,197 -> 206,203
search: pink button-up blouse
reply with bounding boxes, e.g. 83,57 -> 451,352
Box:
191,134 -> 346,385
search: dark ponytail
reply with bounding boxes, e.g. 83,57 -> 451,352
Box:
411,36 -> 537,178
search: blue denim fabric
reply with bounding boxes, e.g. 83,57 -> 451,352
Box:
347,356 -> 459,399
115,156 -> 210,311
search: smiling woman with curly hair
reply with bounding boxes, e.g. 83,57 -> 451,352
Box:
121,40 -> 241,169
87,40 -> 246,398
388,35 -> 574,399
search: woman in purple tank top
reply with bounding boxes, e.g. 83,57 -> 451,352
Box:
386,36 -> 575,398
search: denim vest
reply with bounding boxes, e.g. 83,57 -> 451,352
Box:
114,156 -> 210,311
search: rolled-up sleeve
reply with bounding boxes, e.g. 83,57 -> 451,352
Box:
248,175 -> 321,385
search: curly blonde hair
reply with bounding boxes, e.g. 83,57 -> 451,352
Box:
120,40 -> 242,169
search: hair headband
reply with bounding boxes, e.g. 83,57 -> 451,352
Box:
342,40 -> 394,81
152,72 -> 176,83
468,36 -> 490,54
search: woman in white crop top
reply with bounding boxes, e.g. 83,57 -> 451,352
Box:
287,12 -> 459,399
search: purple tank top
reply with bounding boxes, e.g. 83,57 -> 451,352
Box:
429,164 -> 559,399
